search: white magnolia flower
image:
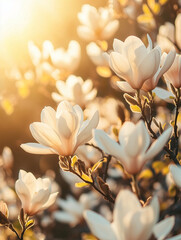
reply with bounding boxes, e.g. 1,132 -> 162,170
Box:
105,35 -> 160,90
52,75 -> 97,108
28,40 -> 54,66
0,146 -> 13,168
169,165 -> 181,188
116,48 -> 176,93
77,4 -> 119,41
15,170 -> 58,216
86,42 -> 109,66
94,121 -> 172,174
84,189 -> 174,240
0,201 -> 9,218
141,49 -> 176,92
21,100 -> 99,156
54,192 -> 99,226
50,40 -> 81,73
157,14 -> 181,53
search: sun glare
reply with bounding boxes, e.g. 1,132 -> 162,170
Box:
0,0 -> 31,38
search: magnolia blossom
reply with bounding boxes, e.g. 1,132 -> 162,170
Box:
15,170 -> 58,216
77,4 -> 119,41
141,49 -> 176,92
52,75 -> 97,108
105,35 -> 160,90
50,41 -> 81,73
162,53 -> 181,88
169,165 -> 181,188
84,189 -> 174,240
54,193 -> 99,226
0,146 -> 13,168
116,48 -> 176,92
21,100 -> 99,156
86,42 -> 109,66
0,201 -> 9,218
28,40 -> 54,66
157,14 -> 181,53
94,121 -> 172,174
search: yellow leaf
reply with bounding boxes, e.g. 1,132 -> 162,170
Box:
18,84 -> 30,99
139,169 -> 153,179
71,155 -> 78,168
142,4 -> 152,15
162,166 -> 169,175
130,105 -> 141,113
82,233 -> 98,240
97,40 -> 108,51
1,99 -> 14,115
81,173 -> 93,183
96,66 -> 112,78
152,161 -> 165,174
75,182 -> 89,188
148,0 -> 160,14
168,184 -> 177,197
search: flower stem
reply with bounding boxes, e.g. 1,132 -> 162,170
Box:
131,175 -> 141,201
136,90 -> 179,165
173,88 -> 180,157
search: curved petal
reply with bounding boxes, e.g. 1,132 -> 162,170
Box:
169,165 -> 181,188
84,210 -> 116,240
153,87 -> 174,101
144,127 -> 172,161
41,107 -> 57,131
153,216 -> 175,240
77,111 -> 99,146
94,129 -> 123,159
139,48 -> 160,82
109,52 -> 131,81
102,20 -> 119,40
20,143 -> 56,154
30,122 -> 62,153
117,81 -> 135,93
41,192 -> 58,210
113,190 -> 141,240
156,50 -> 176,81
54,211 -> 78,225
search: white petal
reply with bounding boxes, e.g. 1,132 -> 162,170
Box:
77,111 -> 99,146
153,87 -> 174,101
20,143 -> 56,154
117,81 -> 135,93
84,210 -> 116,240
41,107 -> 57,131
113,190 -> 141,239
54,211 -> 78,225
139,48 -> 160,82
153,216 -> 175,240
169,165 -> 181,188
94,129 -> 123,159
102,20 -> 119,40
144,127 -> 172,161
30,122 -> 62,153
41,192 -> 58,210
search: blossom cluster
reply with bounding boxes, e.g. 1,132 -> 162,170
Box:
1,0 -> 181,240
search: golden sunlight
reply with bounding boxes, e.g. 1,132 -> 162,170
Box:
0,0 -> 32,38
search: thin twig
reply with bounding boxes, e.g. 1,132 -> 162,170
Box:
102,155 -> 112,182
136,90 -> 179,165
